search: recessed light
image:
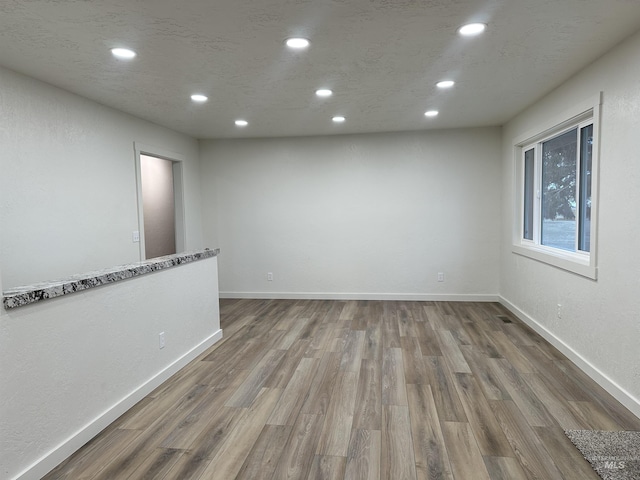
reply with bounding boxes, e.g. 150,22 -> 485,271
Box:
458,23 -> 486,36
316,89 -> 333,97
286,37 -> 310,49
190,94 -> 208,103
332,116 -> 346,123
235,119 -> 248,127
424,110 -> 439,117
436,80 -> 455,89
111,48 -> 136,60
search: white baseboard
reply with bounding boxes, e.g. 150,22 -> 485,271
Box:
220,291 -> 499,302
499,296 -> 640,419
15,329 -> 223,480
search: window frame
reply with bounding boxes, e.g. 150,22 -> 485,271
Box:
512,93 -> 601,279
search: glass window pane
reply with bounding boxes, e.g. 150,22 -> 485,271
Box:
579,124 -> 593,252
523,148 -> 535,240
541,128 -> 577,251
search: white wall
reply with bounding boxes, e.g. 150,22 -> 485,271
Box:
0,257 -> 221,480
0,66 -> 205,288
201,128 -> 502,300
500,30 -> 640,415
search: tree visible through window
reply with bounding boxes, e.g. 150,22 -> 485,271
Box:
578,124 -> 593,252
521,122 -> 593,254
523,148 -> 535,241
542,128 -> 577,251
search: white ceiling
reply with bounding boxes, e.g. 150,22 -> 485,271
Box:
2,0 -> 640,139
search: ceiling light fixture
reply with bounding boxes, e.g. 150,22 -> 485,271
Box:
436,80 -> 455,89
332,116 -> 346,123
424,110 -> 439,117
316,89 -> 333,97
190,94 -> 208,103
235,119 -> 248,127
111,48 -> 136,60
286,37 -> 310,49
458,23 -> 486,36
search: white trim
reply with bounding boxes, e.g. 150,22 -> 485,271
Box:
133,145 -> 146,261
512,244 -> 597,279
499,296 -> 640,419
172,161 -> 187,253
220,291 -> 500,302
14,329 -> 223,480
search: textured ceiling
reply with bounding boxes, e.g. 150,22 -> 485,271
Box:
1,0 -> 640,139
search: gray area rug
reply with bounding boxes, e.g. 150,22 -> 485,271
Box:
565,430 -> 640,480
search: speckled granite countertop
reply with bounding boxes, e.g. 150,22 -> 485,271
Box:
3,248 -> 220,309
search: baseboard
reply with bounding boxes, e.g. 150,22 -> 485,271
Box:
499,296 -> 640,419
220,291 -> 499,302
14,329 -> 223,480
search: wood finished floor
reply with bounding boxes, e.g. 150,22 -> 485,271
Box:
44,299 -> 640,480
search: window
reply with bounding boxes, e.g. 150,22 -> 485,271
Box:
513,94 -> 600,279
523,148 -> 535,241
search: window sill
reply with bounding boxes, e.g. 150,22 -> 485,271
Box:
512,244 -> 597,280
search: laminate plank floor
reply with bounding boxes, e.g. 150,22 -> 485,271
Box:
44,300 -> 640,480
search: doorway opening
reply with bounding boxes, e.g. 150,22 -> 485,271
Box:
134,144 -> 186,260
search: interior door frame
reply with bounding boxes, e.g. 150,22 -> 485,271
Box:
133,142 -> 186,260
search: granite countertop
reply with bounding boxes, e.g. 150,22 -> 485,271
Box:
3,248 -> 220,310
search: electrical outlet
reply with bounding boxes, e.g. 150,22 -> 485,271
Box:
159,332 -> 165,349
437,272 -> 445,282
267,272 -> 273,281
557,304 -> 562,319
132,230 -> 140,243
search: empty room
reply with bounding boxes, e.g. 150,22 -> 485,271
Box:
2,1 -> 640,479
